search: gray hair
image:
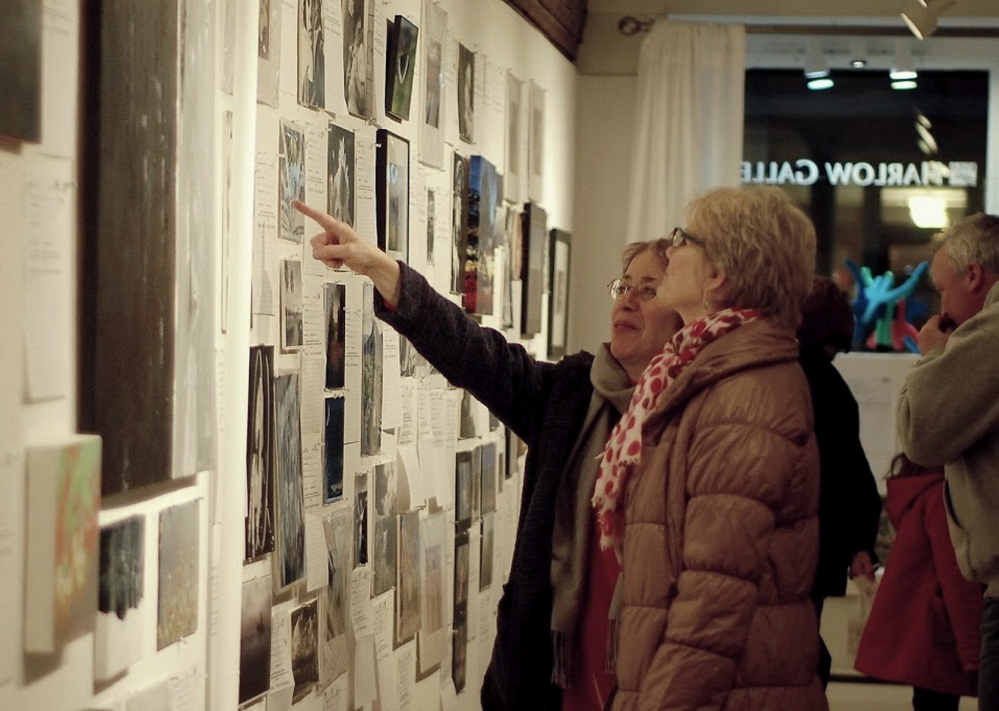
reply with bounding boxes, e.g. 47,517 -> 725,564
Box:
936,213 -> 999,274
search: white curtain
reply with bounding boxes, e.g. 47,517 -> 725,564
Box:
626,21 -> 747,243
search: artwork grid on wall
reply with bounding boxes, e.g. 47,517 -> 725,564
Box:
375,128 -> 410,259
384,14 -> 419,121
548,228 -> 571,359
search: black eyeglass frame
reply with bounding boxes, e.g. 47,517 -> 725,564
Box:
669,226 -> 707,251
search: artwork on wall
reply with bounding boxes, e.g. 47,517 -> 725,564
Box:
290,599 -> 319,703
400,335 -> 418,378
157,500 -> 200,650
84,0 -> 217,496
239,575 -> 272,705
504,71 -> 523,203
375,128 -> 410,258
480,514 -> 494,591
275,373 -> 306,590
452,527 -> 470,693
457,43 -> 475,144
324,283 -> 346,389
417,512 -> 446,676
281,259 -> 304,352
528,80 -> 546,202
471,445 -> 482,522
505,426 -> 518,481
323,396 -> 345,502
385,15 -> 419,121
480,442 -> 497,515
257,0 -> 281,106
450,152 -> 469,294
0,0 -> 41,142
361,283 -> 383,456
459,389 -> 476,440
521,201 -> 548,337
297,0 -> 325,108
463,155 -> 501,316
426,187 -> 436,265
548,229 -> 571,359
372,462 -> 398,596
279,121 -> 306,243
246,346 -> 276,562
354,472 -> 369,567
24,434 -> 101,654
418,0 -> 447,168
320,509 -> 351,684
395,509 -> 421,645
454,451 -> 472,526
342,0 -> 371,118
95,515 -> 145,681
327,123 -> 355,226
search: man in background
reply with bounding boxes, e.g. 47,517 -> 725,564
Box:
896,213 -> 999,711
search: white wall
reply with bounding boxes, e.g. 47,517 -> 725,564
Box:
1,1 -> 577,711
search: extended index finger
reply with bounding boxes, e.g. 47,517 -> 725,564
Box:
292,200 -> 335,230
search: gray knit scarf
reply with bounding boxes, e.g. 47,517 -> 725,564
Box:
550,344 -> 634,689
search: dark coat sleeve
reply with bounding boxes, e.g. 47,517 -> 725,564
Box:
375,261 -> 559,446
803,350 -> 883,598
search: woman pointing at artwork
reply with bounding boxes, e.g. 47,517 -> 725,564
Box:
293,199 -> 680,710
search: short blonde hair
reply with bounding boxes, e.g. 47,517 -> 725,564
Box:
686,185 -> 816,329
621,237 -> 671,273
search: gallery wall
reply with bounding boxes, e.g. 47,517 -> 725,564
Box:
1,1 -> 577,711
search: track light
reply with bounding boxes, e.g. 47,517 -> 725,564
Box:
890,41 -> 918,81
892,80 -> 918,90
803,41 -> 829,79
808,78 -> 834,91
901,0 -> 956,40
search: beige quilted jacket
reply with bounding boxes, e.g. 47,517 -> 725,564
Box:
613,320 -> 829,711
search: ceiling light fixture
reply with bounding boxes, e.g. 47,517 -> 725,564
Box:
850,39 -> 868,69
808,77 -> 834,91
892,80 -> 919,90
890,41 -> 918,81
901,0 -> 956,40
803,40 -> 829,79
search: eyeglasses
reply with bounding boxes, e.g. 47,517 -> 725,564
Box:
669,226 -> 706,251
607,278 -> 659,302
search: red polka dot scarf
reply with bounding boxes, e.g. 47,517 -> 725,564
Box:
592,307 -> 761,560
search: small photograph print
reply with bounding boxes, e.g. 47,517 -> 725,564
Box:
324,283 -> 346,389
279,122 -> 306,243
239,575 -> 272,704
455,451 -> 472,525
451,620 -> 467,693
426,187 -> 436,264
459,389 -> 476,440
399,335 -> 418,378
361,283 -> 383,456
451,152 -> 469,294
422,12 -> 442,129
395,509 -> 421,645
342,0 -> 370,118
95,516 -> 145,681
479,514 -> 494,591
480,442 -> 496,515
275,374 -> 306,590
457,43 -> 475,144
246,346 -> 275,562
321,510 -> 351,683
157,500 -> 200,650
453,529 -> 469,608
375,129 -> 410,258
354,472 -> 369,568
298,0 -> 325,108
0,0 -> 41,143
385,15 -> 419,121
281,260 -> 304,351
324,397 -> 345,502
258,0 -> 271,59
291,599 -> 319,704
372,462 -> 398,596
328,123 -> 355,226
422,524 -> 444,636
471,446 -> 481,523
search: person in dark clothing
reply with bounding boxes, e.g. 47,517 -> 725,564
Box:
798,275 -> 883,688
294,199 -> 681,710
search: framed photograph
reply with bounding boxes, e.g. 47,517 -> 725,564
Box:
463,155 -> 501,316
548,229 -> 571,359
503,71 -> 522,203
457,43 -> 475,144
527,80 -> 545,202
280,121 -> 306,243
450,152 -> 469,294
246,346 -> 276,562
324,283 -> 346,389
280,259 -> 304,352
375,128 -> 410,258
95,516 -> 145,681
342,0 -> 371,118
395,509 -> 421,645
328,123 -> 355,226
297,0 -> 325,108
354,472 -> 369,568
157,500 -> 200,650
0,0 -> 41,142
239,575 -> 272,704
275,374 -> 306,591
418,0 -> 447,168
385,15 -> 419,121
373,462 -> 398,596
361,283 -> 383,457
520,201 -> 547,338
455,451 -> 472,525
323,396 -> 345,502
